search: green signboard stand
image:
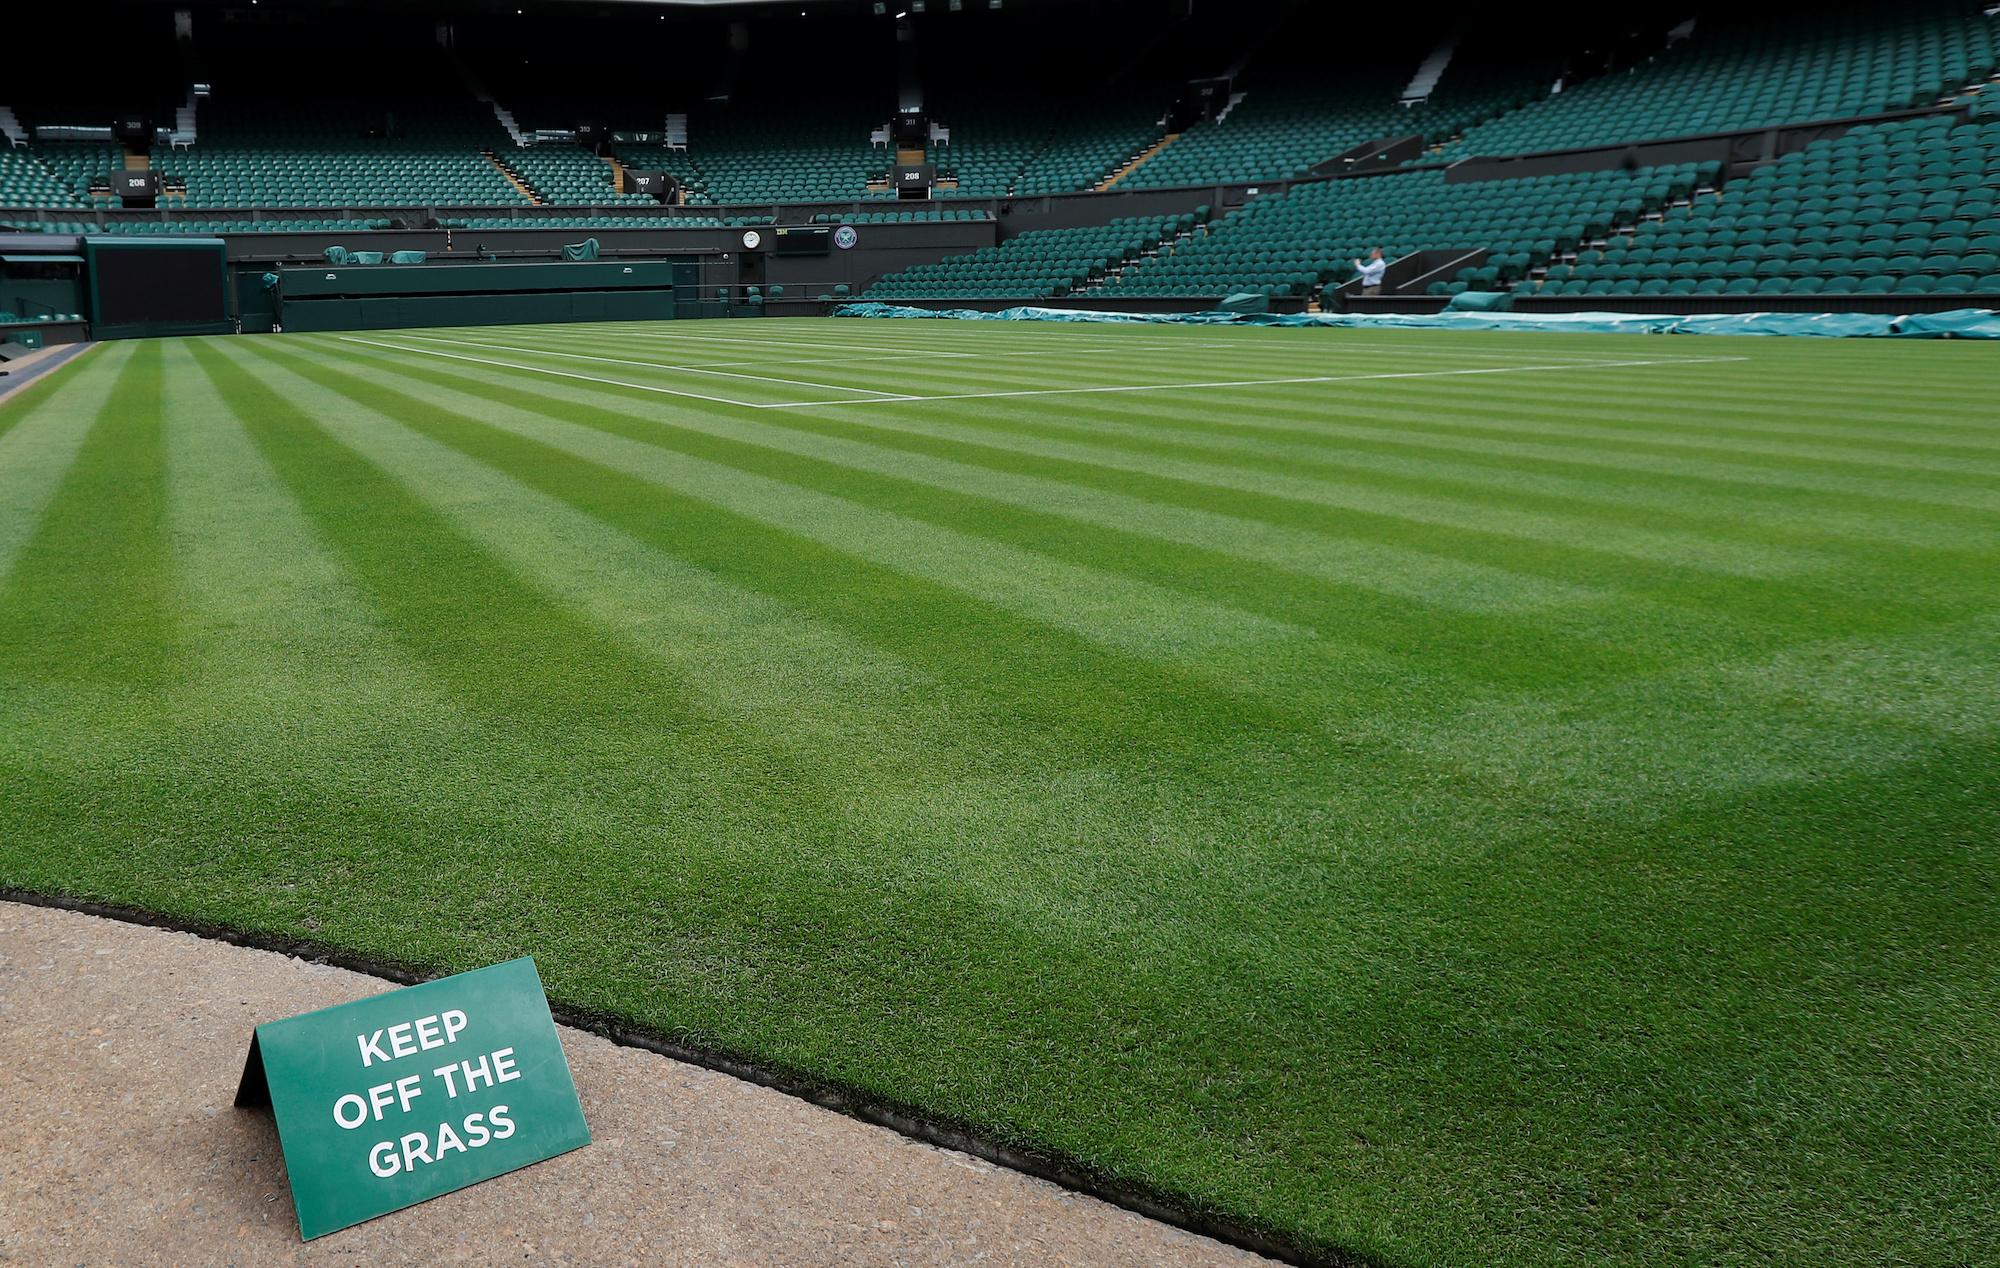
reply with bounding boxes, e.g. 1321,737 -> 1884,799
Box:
237,957 -> 590,1239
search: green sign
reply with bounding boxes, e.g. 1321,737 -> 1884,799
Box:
236,957 -> 590,1240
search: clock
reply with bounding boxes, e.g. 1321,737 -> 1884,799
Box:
741,229 -> 763,250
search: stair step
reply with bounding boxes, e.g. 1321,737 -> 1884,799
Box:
1096,132 -> 1180,191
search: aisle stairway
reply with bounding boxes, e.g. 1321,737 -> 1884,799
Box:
1077,216 -> 1206,290
484,150 -> 544,204
1401,31 -> 1462,104
1096,133 -> 1179,190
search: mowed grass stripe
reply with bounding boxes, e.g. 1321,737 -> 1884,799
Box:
1395,608 -> 2000,819
0,341 -> 176,686
0,343 -> 106,441
351,327 -> 1356,405
357,325 -> 1713,412
263,340 -> 1311,664
749,376 -> 1978,562
742,384 -> 1996,636
181,341 -> 904,901
1089,379 -> 2000,516
0,343 -> 132,584
526,321 -> 1651,371
181,341 -> 1250,1118
218,338 -> 1539,890
237,338 -> 1379,757
340,336 -> 1598,614
1011,386 -> 2000,547
300,338 -> 1710,693
337,333 -> 1819,576
331,335 -> 1979,660
1334,366 -> 2000,482
857,382 -> 1996,554
728,383 -> 1828,577
309,334 -> 1972,709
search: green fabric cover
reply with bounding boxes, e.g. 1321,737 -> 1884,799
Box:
323,246 -> 353,265
561,237 -> 601,262
389,250 -> 428,265
833,302 -> 2000,339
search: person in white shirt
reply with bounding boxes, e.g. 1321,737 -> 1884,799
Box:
1354,248 -> 1388,296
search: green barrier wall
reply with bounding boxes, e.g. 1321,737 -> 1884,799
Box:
263,259 -> 697,333
279,289 -> 678,333
279,260 -> 684,298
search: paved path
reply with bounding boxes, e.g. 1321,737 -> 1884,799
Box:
0,901 -> 1269,1267
0,341 -> 92,404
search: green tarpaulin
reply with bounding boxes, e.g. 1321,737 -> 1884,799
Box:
834,302 -> 2000,339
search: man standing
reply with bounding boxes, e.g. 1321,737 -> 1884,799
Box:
1354,247 -> 1388,296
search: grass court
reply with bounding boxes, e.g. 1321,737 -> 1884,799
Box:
1,317 -> 1995,1264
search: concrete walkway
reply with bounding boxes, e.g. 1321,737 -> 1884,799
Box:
0,901 -> 1270,1266
0,341 -> 92,404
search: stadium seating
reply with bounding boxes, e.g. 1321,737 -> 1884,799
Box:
1093,166 -> 1701,299
1120,68 -> 1421,190
1015,99 -> 1171,195
607,145 -> 710,205
866,215 -> 1194,300
813,209 -> 991,224
1530,114 -> 2000,297
153,99 -> 530,208
690,100 -> 893,204
1,0 -> 1994,316
504,146 -> 657,207
0,145 -> 99,209
1446,2 -> 1999,158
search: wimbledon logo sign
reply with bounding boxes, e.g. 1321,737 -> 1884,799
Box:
236,957 -> 591,1239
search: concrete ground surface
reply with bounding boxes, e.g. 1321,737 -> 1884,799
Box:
0,341 -> 91,403
0,901 -> 1270,1267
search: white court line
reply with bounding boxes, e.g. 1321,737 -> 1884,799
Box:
755,357 -> 1753,408
553,325 -> 956,355
534,322 -> 1247,355
445,321 -> 1700,366
340,335 -> 1748,413
392,333 -> 908,397
336,336 -> 768,408
474,328 -> 1273,369
401,331 -> 1178,371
